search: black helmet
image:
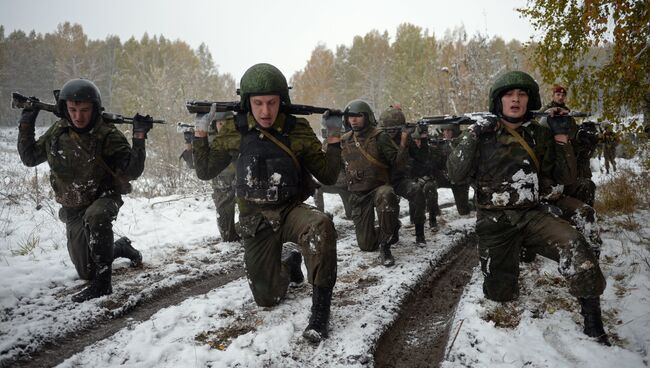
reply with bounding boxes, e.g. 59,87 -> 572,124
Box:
56,78 -> 102,121
488,71 -> 541,118
238,63 -> 291,112
343,99 -> 376,129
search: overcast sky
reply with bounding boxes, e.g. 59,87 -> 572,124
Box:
1,0 -> 537,81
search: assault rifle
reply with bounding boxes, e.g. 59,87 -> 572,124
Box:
532,110 -> 591,118
186,100 -> 358,117
381,115 -> 473,135
12,91 -> 165,125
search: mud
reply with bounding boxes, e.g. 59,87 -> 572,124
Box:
9,267 -> 245,368
374,233 -> 478,368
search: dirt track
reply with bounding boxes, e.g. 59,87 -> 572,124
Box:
374,234 -> 478,368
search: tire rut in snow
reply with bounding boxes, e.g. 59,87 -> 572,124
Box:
374,233 -> 478,368
9,267 -> 246,368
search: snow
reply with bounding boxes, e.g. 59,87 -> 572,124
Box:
1,126 -> 648,367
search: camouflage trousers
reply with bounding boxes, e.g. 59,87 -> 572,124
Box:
435,175 -> 471,215
555,195 -> 602,256
58,197 -> 121,280
212,187 -> 240,242
394,178 -> 426,225
348,185 -> 400,251
313,184 -> 353,219
408,177 -> 439,225
476,207 -> 606,302
603,150 -> 616,173
239,204 -> 337,307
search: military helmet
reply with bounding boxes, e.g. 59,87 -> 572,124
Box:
343,99 -> 376,126
488,71 -> 541,116
57,78 -> 102,112
238,63 -> 291,112
378,106 -> 406,128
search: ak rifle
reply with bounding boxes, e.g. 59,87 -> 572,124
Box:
12,92 -> 165,125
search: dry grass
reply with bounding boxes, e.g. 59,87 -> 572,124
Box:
595,168 -> 650,216
483,303 -> 521,329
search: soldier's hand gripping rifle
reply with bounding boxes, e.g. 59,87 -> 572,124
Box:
12,91 -> 165,125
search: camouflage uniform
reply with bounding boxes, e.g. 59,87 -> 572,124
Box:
430,133 -> 472,216
194,111 -> 341,306
341,126 -> 402,252
601,127 -> 618,174
18,116 -> 146,280
448,72 -> 606,303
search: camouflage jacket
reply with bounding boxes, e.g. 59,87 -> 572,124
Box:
341,125 -> 406,192
193,112 -> 342,221
447,120 -> 576,211
18,117 -> 145,208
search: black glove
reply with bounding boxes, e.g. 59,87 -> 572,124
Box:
322,109 -> 343,138
468,115 -> 497,137
547,115 -> 570,136
19,97 -> 41,126
183,130 -> 194,144
132,113 -> 154,138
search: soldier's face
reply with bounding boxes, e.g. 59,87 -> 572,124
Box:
250,95 -> 280,128
66,101 -> 94,129
349,115 -> 365,131
500,89 -> 528,120
552,91 -> 566,105
215,120 -> 225,132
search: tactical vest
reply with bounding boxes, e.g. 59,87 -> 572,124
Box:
341,127 -> 390,192
234,114 -> 301,204
474,124 -> 541,210
46,119 -> 115,208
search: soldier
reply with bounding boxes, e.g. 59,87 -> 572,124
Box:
340,100 -> 403,266
406,123 -> 442,232
541,84 -> 596,206
192,63 -> 341,343
430,122 -> 472,217
378,106 -> 428,243
180,113 -> 240,242
17,79 -> 149,302
313,111 -> 353,219
448,71 -> 610,345
600,123 -> 618,174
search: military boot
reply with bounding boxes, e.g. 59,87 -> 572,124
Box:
378,240 -> 395,267
303,285 -> 333,343
415,224 -> 426,244
429,215 -> 439,233
72,265 -> 112,303
281,244 -> 304,286
579,297 -> 611,346
113,237 -> 143,267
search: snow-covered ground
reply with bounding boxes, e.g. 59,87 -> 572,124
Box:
1,125 -> 648,368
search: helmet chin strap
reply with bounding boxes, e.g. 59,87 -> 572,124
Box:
501,115 -> 526,124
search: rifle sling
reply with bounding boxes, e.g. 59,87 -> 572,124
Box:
501,124 -> 540,172
352,132 -> 390,170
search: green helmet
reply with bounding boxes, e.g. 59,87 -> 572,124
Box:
238,63 -> 291,112
343,99 -> 376,128
488,71 -> 541,116
56,78 -> 102,118
378,106 -> 406,128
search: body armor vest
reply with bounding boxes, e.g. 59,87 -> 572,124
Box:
235,114 -> 301,204
341,127 -> 390,192
47,120 -> 115,208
